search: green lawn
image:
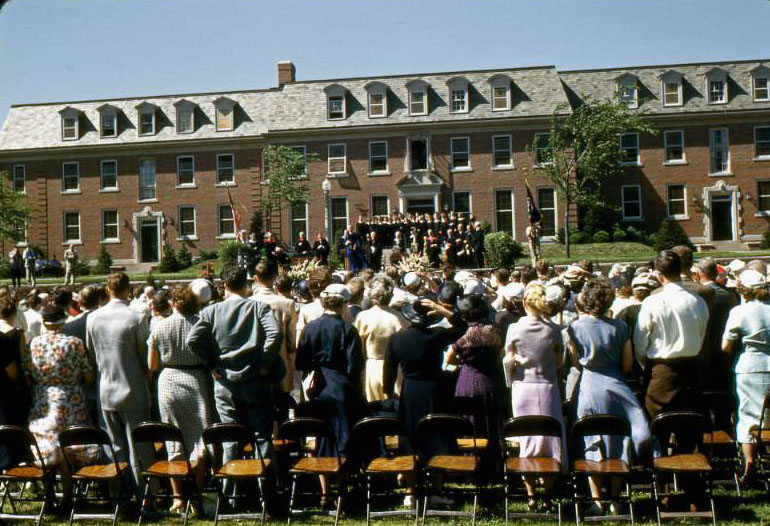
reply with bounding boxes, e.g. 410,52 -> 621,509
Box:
0,267 -> 203,287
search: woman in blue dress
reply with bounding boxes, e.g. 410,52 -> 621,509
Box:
568,278 -> 651,515
343,225 -> 366,273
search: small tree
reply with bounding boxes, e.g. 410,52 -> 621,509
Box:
484,232 -> 524,269
177,244 -> 193,269
528,98 -> 656,258
158,244 -> 180,273
653,219 -> 693,252
0,171 -> 33,243
261,145 -> 315,235
94,245 -> 113,275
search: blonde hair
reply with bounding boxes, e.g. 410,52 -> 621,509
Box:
523,282 -> 547,316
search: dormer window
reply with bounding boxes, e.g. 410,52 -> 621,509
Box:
406,80 -> 429,116
324,84 -> 347,120
705,68 -> 728,104
659,71 -> 683,107
615,73 -> 639,109
174,99 -> 196,134
97,104 -> 118,138
487,74 -> 512,111
58,107 -> 81,141
135,102 -> 158,136
751,65 -> 770,102
364,82 -> 387,118
213,97 -> 236,132
447,77 -> 469,113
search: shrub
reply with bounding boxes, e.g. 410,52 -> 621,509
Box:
73,260 -> 90,276
625,225 -> 642,242
484,232 -> 524,268
592,230 -> 611,243
93,245 -> 113,275
570,230 -> 590,244
581,202 -> 619,235
158,245 -> 180,273
612,229 -> 627,242
0,258 -> 10,279
197,248 -> 218,261
177,244 -> 193,269
653,219 -> 693,252
557,227 -> 580,245
761,226 -> 770,249
217,241 -> 241,270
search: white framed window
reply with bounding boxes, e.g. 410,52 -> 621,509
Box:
61,116 -> 78,141
330,197 -> 348,244
100,160 -> 118,191
754,126 -> 770,159
492,135 -> 513,168
217,204 -> 236,238
663,130 -> 685,164
102,210 -> 119,242
370,195 -> 389,217
178,206 -> 196,239
290,145 -> 307,176
216,154 -> 235,184
100,112 -> 117,138
63,212 -> 81,243
175,102 -> 195,133
368,141 -> 388,174
621,185 -> 642,220
754,75 -> 770,102
538,188 -> 557,236
214,97 -> 236,131
708,79 -> 727,104
616,74 -> 639,109
494,190 -> 514,234
368,92 -> 386,118
450,88 -> 468,113
450,137 -> 471,171
757,181 -> 770,213
619,133 -> 640,165
488,74 -> 512,111
533,132 -> 551,166
177,156 -> 195,186
12,165 -> 25,193
453,191 -> 472,214
666,184 -> 687,219
138,158 -> 156,201
61,162 -> 79,193
408,89 -> 427,116
709,128 -> 730,175
290,202 -> 308,245
661,74 -> 683,107
138,111 -> 155,136
327,143 -> 347,175
327,95 -> 345,120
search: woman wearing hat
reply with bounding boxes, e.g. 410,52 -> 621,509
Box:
721,269 -> 770,485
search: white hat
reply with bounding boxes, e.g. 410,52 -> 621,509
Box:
143,286 -> 155,296
403,272 -> 421,288
454,270 -> 475,286
608,263 -> 629,278
545,284 -> 564,307
631,272 -> 659,291
737,269 -> 767,289
501,282 -> 525,303
189,279 -> 213,305
463,279 -> 486,296
321,284 -> 352,301
563,265 -> 587,281
727,259 -> 746,273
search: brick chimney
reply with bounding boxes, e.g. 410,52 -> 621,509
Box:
278,61 -> 296,86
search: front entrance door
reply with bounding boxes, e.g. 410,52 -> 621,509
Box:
406,197 -> 436,215
711,194 -> 734,241
140,220 -> 160,263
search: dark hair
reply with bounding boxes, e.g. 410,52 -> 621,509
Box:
0,295 -> 15,320
171,285 -> 199,316
41,305 -> 66,324
535,259 -> 549,275
494,268 -> 511,284
347,277 -> 365,303
579,260 -> 594,273
107,272 -> 131,295
736,283 -> 770,302
274,275 -> 292,295
255,259 -> 278,282
79,286 -> 101,310
578,278 -> 615,317
308,267 -> 332,297
696,257 -> 718,281
223,266 -> 248,292
457,294 -> 489,323
152,289 -> 171,314
438,282 -> 461,307
520,266 -> 538,285
655,250 -> 682,281
672,245 -> 694,271
26,291 -> 42,310
54,289 -> 73,309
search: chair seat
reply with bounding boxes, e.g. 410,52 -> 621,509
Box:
144,460 -> 196,477
703,431 -> 734,445
426,455 -> 478,472
654,453 -> 712,472
457,438 -> 488,450
291,456 -> 345,474
506,457 -> 561,474
749,428 -> 770,441
2,465 -> 48,480
366,456 -> 415,473
572,459 -> 629,475
216,459 -> 271,478
73,462 -> 129,479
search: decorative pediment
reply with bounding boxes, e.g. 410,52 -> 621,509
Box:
659,70 -> 683,82
446,76 -> 469,88
96,103 -> 118,114
487,73 -> 512,85
703,67 -> 728,80
134,101 -> 158,112
173,98 -> 195,108
213,96 -> 236,108
397,171 -> 443,188
615,72 -> 638,85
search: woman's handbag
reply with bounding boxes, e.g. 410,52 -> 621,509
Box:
301,369 -> 326,401
502,352 -> 517,388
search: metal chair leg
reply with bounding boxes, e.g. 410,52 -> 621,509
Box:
213,489 -> 222,526
365,476 -> 371,526
137,479 -> 150,526
257,477 -> 266,526
333,493 -> 342,526
287,477 -> 297,526
651,475 -> 661,526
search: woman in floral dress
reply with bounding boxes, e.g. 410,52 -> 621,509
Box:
24,305 -> 95,467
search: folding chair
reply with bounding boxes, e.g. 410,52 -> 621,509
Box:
650,412 -> 715,526
201,423 -> 270,526
278,417 -> 345,526
701,390 -> 740,496
447,397 -> 490,454
571,414 -> 635,525
416,414 -> 480,526
351,417 -> 417,525
0,426 -> 57,526
752,388 -> 770,491
131,422 -> 199,526
59,426 -> 129,526
502,416 -> 563,526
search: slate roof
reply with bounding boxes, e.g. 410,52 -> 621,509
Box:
559,59 -> 770,115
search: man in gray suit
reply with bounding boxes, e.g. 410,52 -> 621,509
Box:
86,272 -> 152,487
187,266 -> 284,461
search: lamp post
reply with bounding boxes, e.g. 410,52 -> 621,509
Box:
322,178 -> 332,241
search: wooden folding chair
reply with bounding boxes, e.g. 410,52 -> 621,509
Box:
751,388 -> 770,491
701,390 -> 741,496
0,426 -> 57,526
446,397 -> 490,454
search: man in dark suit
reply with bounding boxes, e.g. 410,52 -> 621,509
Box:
367,230 -> 383,272
469,222 -> 485,268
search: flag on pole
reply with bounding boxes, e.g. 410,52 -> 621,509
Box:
226,186 -> 243,234
525,179 -> 543,225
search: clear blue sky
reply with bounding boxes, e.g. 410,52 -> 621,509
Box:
1,0 -> 769,125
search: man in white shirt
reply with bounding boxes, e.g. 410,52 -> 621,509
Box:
634,250 -> 708,417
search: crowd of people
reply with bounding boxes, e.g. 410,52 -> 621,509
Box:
0,243 -> 769,518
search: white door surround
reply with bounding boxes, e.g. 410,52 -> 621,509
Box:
701,180 -> 740,243
132,206 -> 164,264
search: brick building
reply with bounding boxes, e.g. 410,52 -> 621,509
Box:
1,58 -> 769,265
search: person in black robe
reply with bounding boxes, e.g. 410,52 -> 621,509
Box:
294,232 -> 312,257
469,222 -> 485,268
367,231 -> 383,272
313,233 -> 330,266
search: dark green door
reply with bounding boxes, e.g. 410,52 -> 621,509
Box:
711,196 -> 733,241
140,221 -> 159,262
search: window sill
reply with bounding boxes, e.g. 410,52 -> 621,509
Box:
138,198 -> 158,204
99,188 -> 120,193
176,184 -> 197,189
754,156 -> 770,162
327,173 -> 349,178
368,114 -> 387,119
708,172 -> 733,177
492,165 -> 515,171
491,107 -> 511,112
451,167 -> 473,173
663,160 -> 688,166
62,241 -> 82,246
622,217 -> 644,222
368,171 -> 391,177
176,236 -> 198,241
667,215 -> 690,221
215,182 -> 236,187
61,190 -> 82,195
15,191 -> 27,196
620,162 -> 643,167
216,234 -> 236,240
707,101 -> 727,105
101,239 -> 120,245
216,127 -> 234,132
408,112 -> 427,117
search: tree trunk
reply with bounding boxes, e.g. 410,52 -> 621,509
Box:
564,199 -> 571,259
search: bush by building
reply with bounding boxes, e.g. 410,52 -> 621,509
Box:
484,232 -> 524,268
93,245 -> 113,275
653,219 -> 693,252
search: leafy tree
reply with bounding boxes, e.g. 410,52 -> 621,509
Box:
260,145 -> 315,235
0,171 -> 33,243
94,245 -> 113,275
528,98 -> 656,258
